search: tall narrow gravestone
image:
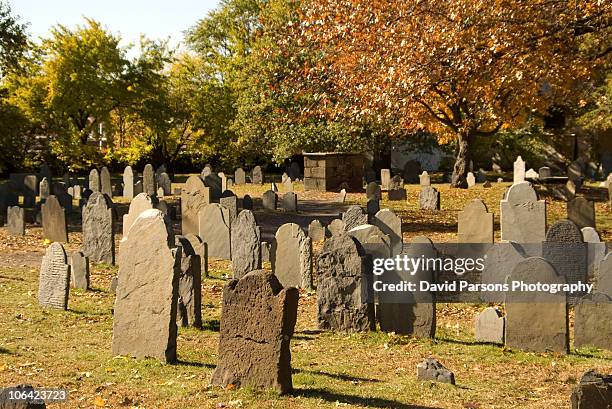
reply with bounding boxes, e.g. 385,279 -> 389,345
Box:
142,164 -> 156,196
231,210 -> 261,279
574,293 -> 612,350
89,169 -> 100,192
271,223 -> 313,290
100,166 -> 112,197
175,236 -> 202,328
251,166 -> 264,184
211,270 -> 299,394
123,166 -> 135,199
122,193 -> 156,237
39,177 -> 50,201
500,182 -> 546,242
112,209 -> 180,363
458,199 -> 493,243
198,203 -> 231,259
372,209 -> 402,256
262,190 -> 277,210
70,251 -> 89,290
7,206 -> 25,235
380,169 -> 391,190
513,156 -> 526,183
567,197 -> 596,229
181,175 -> 210,236
82,192 -> 115,265
234,168 -> 246,185
41,195 -> 68,243
38,242 -> 70,310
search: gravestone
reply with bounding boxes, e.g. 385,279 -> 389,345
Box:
252,166 -> 264,184
70,251 -> 89,290
380,169 -> 391,190
342,205 -> 368,231
365,182 -> 381,200
282,192 -> 298,212
175,236 -> 202,328
317,234 -> 375,332
122,192 -> 156,236
389,175 -> 404,190
262,190 -> 277,210
183,233 -> 209,278
474,307 -> 505,344
73,184 -> 82,200
500,182 -> 546,242
525,168 -> 539,179
231,210 -> 261,279
158,172 -> 172,196
289,161 -> 301,180
347,224 -> 391,260
419,186 -> 440,210
513,156 -> 525,183
7,206 -> 25,235
598,253 -> 612,298
38,242 -> 70,310
419,171 -> 430,187
89,169 -> 100,193
39,177 -> 50,201
328,219 -> 346,236
41,195 -> 68,243
261,241 -> 271,262
466,172 -> 476,188
481,243 -> 527,303
198,203 -> 231,259
203,173 -> 222,200
181,175 -> 210,235
201,165 -> 212,177
416,358 -> 455,385
366,198 -> 379,217
112,209 -> 180,363
242,194 -> 253,210
539,167 -> 551,179
505,257 -> 569,354
338,188 -> 347,203
568,197 -> 596,229
574,293 -> 612,350
23,175 -> 37,207
123,166 -> 135,199
308,219 -> 326,242
218,172 -> 227,192
219,195 -> 238,224
403,160 -> 421,183
570,370 -> 612,409
234,168 -> 246,185
100,167 -> 112,197
581,227 -> 606,281
372,209 -> 402,256
271,223 -> 313,290
142,164 -> 157,196
134,180 -> 143,195
283,178 -> 293,192
82,192 -> 115,265
211,270 -> 298,394
458,199 -> 493,243
388,187 -> 407,201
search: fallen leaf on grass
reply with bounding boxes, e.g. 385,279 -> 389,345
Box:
93,396 -> 106,407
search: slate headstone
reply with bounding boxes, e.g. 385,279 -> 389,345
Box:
231,210 -> 261,279
175,236 -> 202,328
251,166 -> 264,185
122,192 -> 156,236
41,195 -> 68,243
568,197 -> 596,229
203,173 -> 222,200
271,223 -> 313,290
7,206 -> 25,235
458,199 -> 493,243
282,192 -> 298,212
262,190 -> 277,211
220,195 -> 238,224
89,169 -> 100,193
142,164 -> 157,196
100,167 -> 112,197
38,242 -> 70,310
342,205 -> 368,231
234,168 -> 246,185
70,251 -> 89,290
372,209 -> 402,256
158,172 -> 172,196
181,175 -> 210,236
123,166 -> 135,199
198,203 -> 231,259
500,182 -> 546,242
82,192 -> 115,265
581,227 -> 606,281
474,307 -> 505,344
308,219 -> 326,242
574,292 -> 612,350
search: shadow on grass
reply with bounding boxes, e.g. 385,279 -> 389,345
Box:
293,368 -> 381,383
176,360 -> 215,369
0,347 -> 11,354
201,319 -> 220,332
293,387 -> 442,409
573,350 -> 612,360
435,337 -> 497,347
0,275 -> 25,281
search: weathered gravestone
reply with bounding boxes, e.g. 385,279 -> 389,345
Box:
500,182 -> 546,242
123,166 -> 135,199
372,209 -> 402,256
203,173 -> 222,200
474,307 -> 505,344
251,166 -> 264,184
328,219 -> 346,237
231,210 -> 261,279
23,175 -> 37,207
181,175 -> 210,236
574,292 -> 612,350
416,358 -> 455,385
201,165 -> 212,177
348,224 -> 390,258
112,209 -> 180,363
283,178 -> 293,192
7,206 -> 25,235
100,167 -> 112,197
242,194 -> 253,210
317,234 -> 375,332
570,370 -> 612,409
175,236 -> 202,328
198,203 -> 231,259
366,182 -> 381,200
39,177 -> 50,202
211,270 -> 298,394
38,242 -> 70,310
568,197 -> 596,229
89,169 -> 100,193
262,190 -> 277,210
183,233 -> 209,278
338,188 -> 347,203
581,227 -> 607,280
158,172 -> 172,196
308,219 -> 326,242
458,199 -> 493,243
419,171 -> 430,187
505,257 -> 569,354
525,168 -> 539,179
234,168 -> 246,185
219,195 -> 238,224
466,172 -> 476,188
380,169 -> 391,190
513,156 -> 526,183
82,192 -> 115,265
282,192 -> 298,212
41,195 -> 68,243
539,166 -> 552,179
122,192 -> 156,236
481,243 -> 527,303
142,164 -> 157,196
261,241 -> 271,262
271,223 -> 313,290
70,251 -> 89,290
342,205 -> 368,231
419,186 -> 440,210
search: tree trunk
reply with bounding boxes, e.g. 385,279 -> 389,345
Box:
451,131 -> 471,188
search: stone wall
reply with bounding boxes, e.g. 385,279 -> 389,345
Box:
303,153 -> 364,192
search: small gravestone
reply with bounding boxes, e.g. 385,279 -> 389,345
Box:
366,182 -> 381,200
317,234 -> 375,332
539,167 -> 551,179
366,198 -> 379,217
328,219 -> 346,236
72,184 -> 82,200
220,195 -> 238,224
466,172 -> 476,188
261,241 -> 271,262
123,166 -> 135,199
142,164 -> 157,196
568,197 -> 596,229
308,219 -> 326,242
419,186 -> 440,210
282,192 -> 298,212
218,172 -> 227,192
500,182 -> 546,242
242,194 -> 253,210
570,370 -> 612,409
7,206 -> 25,235
183,233 -> 208,278
262,190 -> 277,210
474,307 -> 505,344
123,192 -> 156,236
234,168 -> 246,185
574,293 -> 612,350
23,175 -> 37,207
271,223 -> 313,290
227,178 -> 233,189
505,257 -> 569,354
283,178 -> 293,192
403,160 -> 421,183
381,169 -> 391,190
41,195 -> 68,243
416,358 -> 455,385
70,251 -> 89,290
481,243 -> 527,303
38,242 -> 70,310
203,173 -> 222,200
201,165 -> 212,177
251,166 -> 264,184
181,175 -> 210,236
112,209 -> 179,363
82,192 -> 115,265
89,169 -> 100,193
100,167 -> 112,197
419,171 -> 430,187
231,210 -> 261,279
198,203 -> 231,259
342,205 -> 368,231
389,175 -> 404,190
372,209 -> 402,256
338,188 -> 347,203
158,172 -> 171,196
458,199 -> 493,243
581,227 -> 606,280
175,236 -> 202,328
39,177 -> 50,201
513,156 -> 526,183
388,187 -> 407,201
211,270 -> 298,394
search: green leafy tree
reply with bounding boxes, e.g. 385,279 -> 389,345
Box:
0,0 -> 28,76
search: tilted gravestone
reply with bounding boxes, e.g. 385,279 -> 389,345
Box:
474,307 -> 505,344
122,192 -> 156,236
308,219 -> 326,242
317,234 -> 375,332
372,209 -> 402,256
574,292 -> 612,350
419,171 -> 430,187
203,173 -> 222,200
500,182 -> 546,243
82,192 -> 115,265
112,209 -> 180,363
458,199 -> 493,243
158,172 -> 172,196
505,257 -> 569,354
328,219 -> 346,236
231,210 -> 261,279
100,166 -> 112,198
38,242 -> 70,310
183,233 -> 209,278
89,169 -> 100,193
419,186 -> 440,210
282,192 -> 298,213
513,156 -> 526,183
123,166 -> 135,199
251,166 -> 264,185
567,196 -> 596,229
142,164 -> 157,196
365,182 -> 381,200
262,190 -> 277,210
7,206 -> 25,235
70,251 -> 89,290
342,205 -> 368,231
198,203 -> 232,259
242,194 -> 253,210
41,195 -> 68,243
181,175 -> 210,236
234,168 -> 246,185
220,195 -> 238,225
271,223 -> 313,290
175,236 -> 203,328
211,270 -> 298,394
380,169 -> 391,190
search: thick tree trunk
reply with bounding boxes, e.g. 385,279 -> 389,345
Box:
451,131 -> 471,188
